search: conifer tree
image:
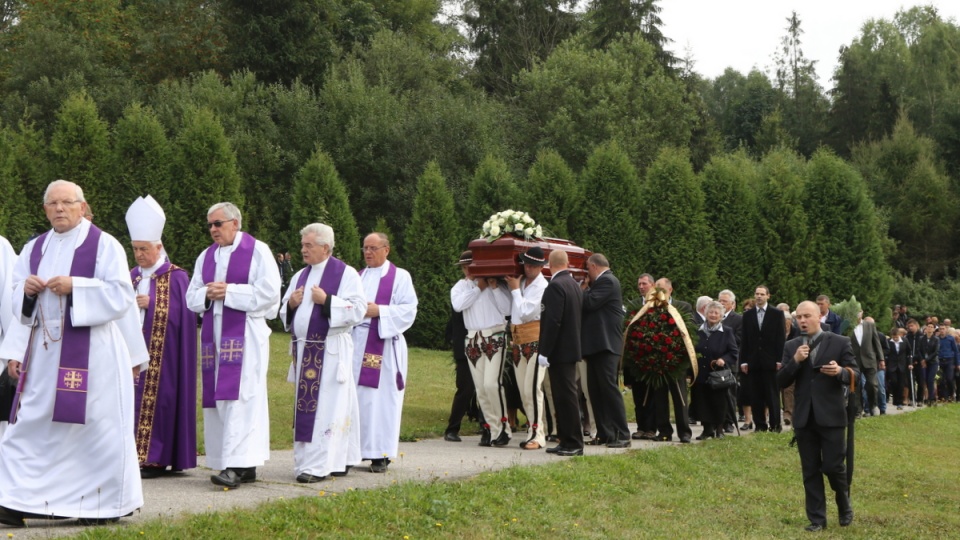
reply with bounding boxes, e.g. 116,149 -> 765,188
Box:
404,161 -> 461,348
168,106 -> 243,266
462,155 -> 521,246
575,140 -> 645,282
521,149 -> 579,239
638,146 -> 716,296
700,151 -> 764,298
289,148 -> 361,269
0,120 -> 51,246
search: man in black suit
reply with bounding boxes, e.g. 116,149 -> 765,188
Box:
850,313 -> 884,416
629,273 -> 658,440
886,328 -> 910,409
740,285 -> 786,432
539,250 -> 584,456
580,254 -> 630,448
778,301 -> 858,532
656,277 -> 692,316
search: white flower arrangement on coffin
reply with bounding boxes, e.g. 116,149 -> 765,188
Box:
479,209 -> 544,242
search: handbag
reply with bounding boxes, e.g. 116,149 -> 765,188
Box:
706,367 -> 737,390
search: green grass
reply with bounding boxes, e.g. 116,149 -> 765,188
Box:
198,332 -> 457,453
79,405 -> 960,539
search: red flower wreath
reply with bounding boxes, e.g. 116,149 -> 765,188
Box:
622,288 -> 698,388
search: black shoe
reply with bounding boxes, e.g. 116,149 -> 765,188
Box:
444,431 -> 461,442
723,424 -> 734,434
631,431 -> 645,440
554,447 -> 584,457
491,430 -> 511,447
77,517 -> 121,526
545,445 -> 563,454
331,469 -> 349,477
695,433 -> 713,441
771,425 -> 783,433
606,439 -> 630,449
804,523 -> 824,532
679,436 -> 692,444
840,511 -> 853,527
296,473 -> 327,483
585,437 -> 608,446
140,466 -> 168,479
715,432 -> 725,439
0,506 -> 25,528
479,428 -> 492,447
369,458 -> 390,473
211,467 -> 257,488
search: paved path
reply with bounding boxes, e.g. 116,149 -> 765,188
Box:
7,405 -> 915,538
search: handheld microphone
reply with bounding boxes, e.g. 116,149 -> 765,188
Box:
800,330 -> 809,347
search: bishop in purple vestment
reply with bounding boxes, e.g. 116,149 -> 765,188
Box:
126,196 -> 197,478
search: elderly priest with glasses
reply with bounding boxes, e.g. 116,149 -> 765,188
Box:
0,180 -> 147,527
187,202 -> 281,489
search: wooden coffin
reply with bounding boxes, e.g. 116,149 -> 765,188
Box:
467,236 -> 592,282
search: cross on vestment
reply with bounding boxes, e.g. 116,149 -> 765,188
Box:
220,339 -> 244,363
201,347 -> 216,370
63,370 -> 84,390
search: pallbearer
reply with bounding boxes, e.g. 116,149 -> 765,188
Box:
126,196 -> 197,478
352,233 -> 417,473
280,223 -> 367,483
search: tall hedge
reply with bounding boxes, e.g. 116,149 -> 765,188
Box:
462,154 -> 521,246
574,140 -> 645,282
0,121 -> 51,247
521,149 -> 579,239
289,148 -> 361,269
167,106 -> 243,266
404,161 -> 461,348
638,146 -> 717,299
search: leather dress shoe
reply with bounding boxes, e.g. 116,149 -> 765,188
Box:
606,439 -> 630,449
679,436 -> 692,444
0,506 -> 25,528
479,428 -> 492,447
211,467 -> 257,488
695,433 -> 713,441
554,447 -> 584,457
77,516 -> 121,526
297,473 -> 327,483
140,466 -> 168,479
369,458 -> 391,473
545,445 -> 562,454
804,523 -> 824,532
331,466 -> 352,477
491,431 -> 511,447
631,431 -> 645,440
444,431 -> 462,442
723,425 -> 734,434
840,510 -> 854,527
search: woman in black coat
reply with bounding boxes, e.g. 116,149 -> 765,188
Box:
693,301 -> 739,439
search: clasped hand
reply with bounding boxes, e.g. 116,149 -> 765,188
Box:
25,275 -> 72,297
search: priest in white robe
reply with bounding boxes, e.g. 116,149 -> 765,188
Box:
187,202 -> 281,489
0,180 -> 147,528
0,235 -> 19,438
352,233 -> 417,473
280,223 -> 366,483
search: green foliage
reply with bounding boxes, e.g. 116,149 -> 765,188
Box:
50,91 -> 115,226
519,149 -> 579,238
891,270 -> 960,322
289,149 -> 362,268
513,32 -> 696,172
574,141 -> 645,283
699,151 -> 763,296
372,216 -> 403,270
167,106 -> 243,266
831,296 -> 863,336
637,146 -> 716,297
704,68 -> 778,155
771,11 -> 829,157
803,149 -> 893,324
585,0 -> 676,69
462,155 -> 521,245
755,148 -> 813,307
404,162 -> 461,348
0,120 -> 50,246
852,114 -> 959,278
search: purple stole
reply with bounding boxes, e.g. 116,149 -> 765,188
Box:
200,234 -> 255,408
358,264 -> 402,390
132,261 -> 173,462
16,225 -> 102,425
292,257 -> 346,442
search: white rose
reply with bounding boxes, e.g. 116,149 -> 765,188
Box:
524,227 -> 534,236
491,225 -> 500,236
496,218 -> 505,227
535,225 -> 543,237
499,210 -> 510,219
483,222 -> 491,233
514,223 -> 524,232
523,214 -> 533,224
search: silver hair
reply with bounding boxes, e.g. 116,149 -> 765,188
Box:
44,179 -> 85,203
587,253 -> 609,268
705,301 -> 725,315
718,289 -> 736,302
300,223 -> 335,249
696,296 -> 713,312
207,202 -> 242,229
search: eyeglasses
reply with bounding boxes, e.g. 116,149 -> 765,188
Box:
361,246 -> 386,253
206,219 -> 234,229
43,200 -> 81,208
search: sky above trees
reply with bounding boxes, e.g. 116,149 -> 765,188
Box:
660,0 -> 960,87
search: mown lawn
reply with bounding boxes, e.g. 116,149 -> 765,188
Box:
88,343 -> 960,538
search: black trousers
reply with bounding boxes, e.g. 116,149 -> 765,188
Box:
654,380 -> 691,438
584,352 -> 630,442
750,369 -> 781,430
445,358 -> 477,435
630,378 -> 658,433
794,419 -> 851,527
548,362 -> 584,450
